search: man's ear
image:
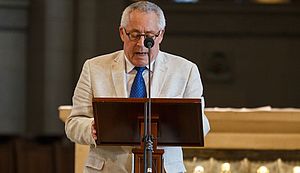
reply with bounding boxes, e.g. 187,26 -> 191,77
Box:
158,30 -> 165,44
119,27 -> 125,42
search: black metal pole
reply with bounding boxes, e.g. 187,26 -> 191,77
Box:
143,37 -> 154,173
144,102 -> 148,173
146,46 -> 153,173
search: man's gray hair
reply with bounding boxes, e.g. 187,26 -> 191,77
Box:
120,1 -> 166,30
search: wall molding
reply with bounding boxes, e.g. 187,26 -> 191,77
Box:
0,1 -> 28,30
0,1 -> 28,9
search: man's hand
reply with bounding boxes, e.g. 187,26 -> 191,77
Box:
91,120 -> 97,140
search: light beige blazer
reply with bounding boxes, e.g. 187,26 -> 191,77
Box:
65,50 -> 210,173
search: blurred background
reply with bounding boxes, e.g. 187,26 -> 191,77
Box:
0,0 -> 300,172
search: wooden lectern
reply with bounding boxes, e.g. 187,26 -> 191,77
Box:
92,98 -> 204,173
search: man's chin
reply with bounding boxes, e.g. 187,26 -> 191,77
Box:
134,54 -> 147,60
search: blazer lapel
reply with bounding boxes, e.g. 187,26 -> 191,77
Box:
151,52 -> 168,97
111,53 -> 127,97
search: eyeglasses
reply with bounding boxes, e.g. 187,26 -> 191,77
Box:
123,28 -> 161,42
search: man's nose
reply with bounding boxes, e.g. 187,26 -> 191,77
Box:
136,35 -> 146,47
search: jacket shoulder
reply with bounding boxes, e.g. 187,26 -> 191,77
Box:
159,51 -> 196,67
87,50 -> 123,64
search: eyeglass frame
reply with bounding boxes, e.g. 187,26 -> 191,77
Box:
123,28 -> 162,42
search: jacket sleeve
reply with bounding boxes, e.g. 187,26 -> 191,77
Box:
183,63 -> 210,136
65,60 -> 96,146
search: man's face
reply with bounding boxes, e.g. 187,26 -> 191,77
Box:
119,10 -> 164,67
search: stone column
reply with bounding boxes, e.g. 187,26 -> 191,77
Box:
0,0 -> 28,135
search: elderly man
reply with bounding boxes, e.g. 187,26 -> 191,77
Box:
65,1 -> 210,173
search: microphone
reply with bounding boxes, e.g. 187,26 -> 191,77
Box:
144,37 -> 154,48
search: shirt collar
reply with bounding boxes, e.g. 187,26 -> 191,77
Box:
124,55 -> 155,73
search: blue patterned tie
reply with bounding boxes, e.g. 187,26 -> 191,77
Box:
130,67 -> 147,98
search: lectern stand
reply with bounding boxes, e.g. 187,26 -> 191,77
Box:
92,98 -> 204,173
132,116 -> 164,173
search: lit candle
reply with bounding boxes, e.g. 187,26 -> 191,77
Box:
221,162 -> 231,173
294,166 -> 300,173
257,166 -> 269,173
194,165 -> 204,173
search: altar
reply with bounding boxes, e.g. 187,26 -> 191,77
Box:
204,106 -> 300,150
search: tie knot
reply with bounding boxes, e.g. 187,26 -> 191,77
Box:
134,66 -> 146,74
